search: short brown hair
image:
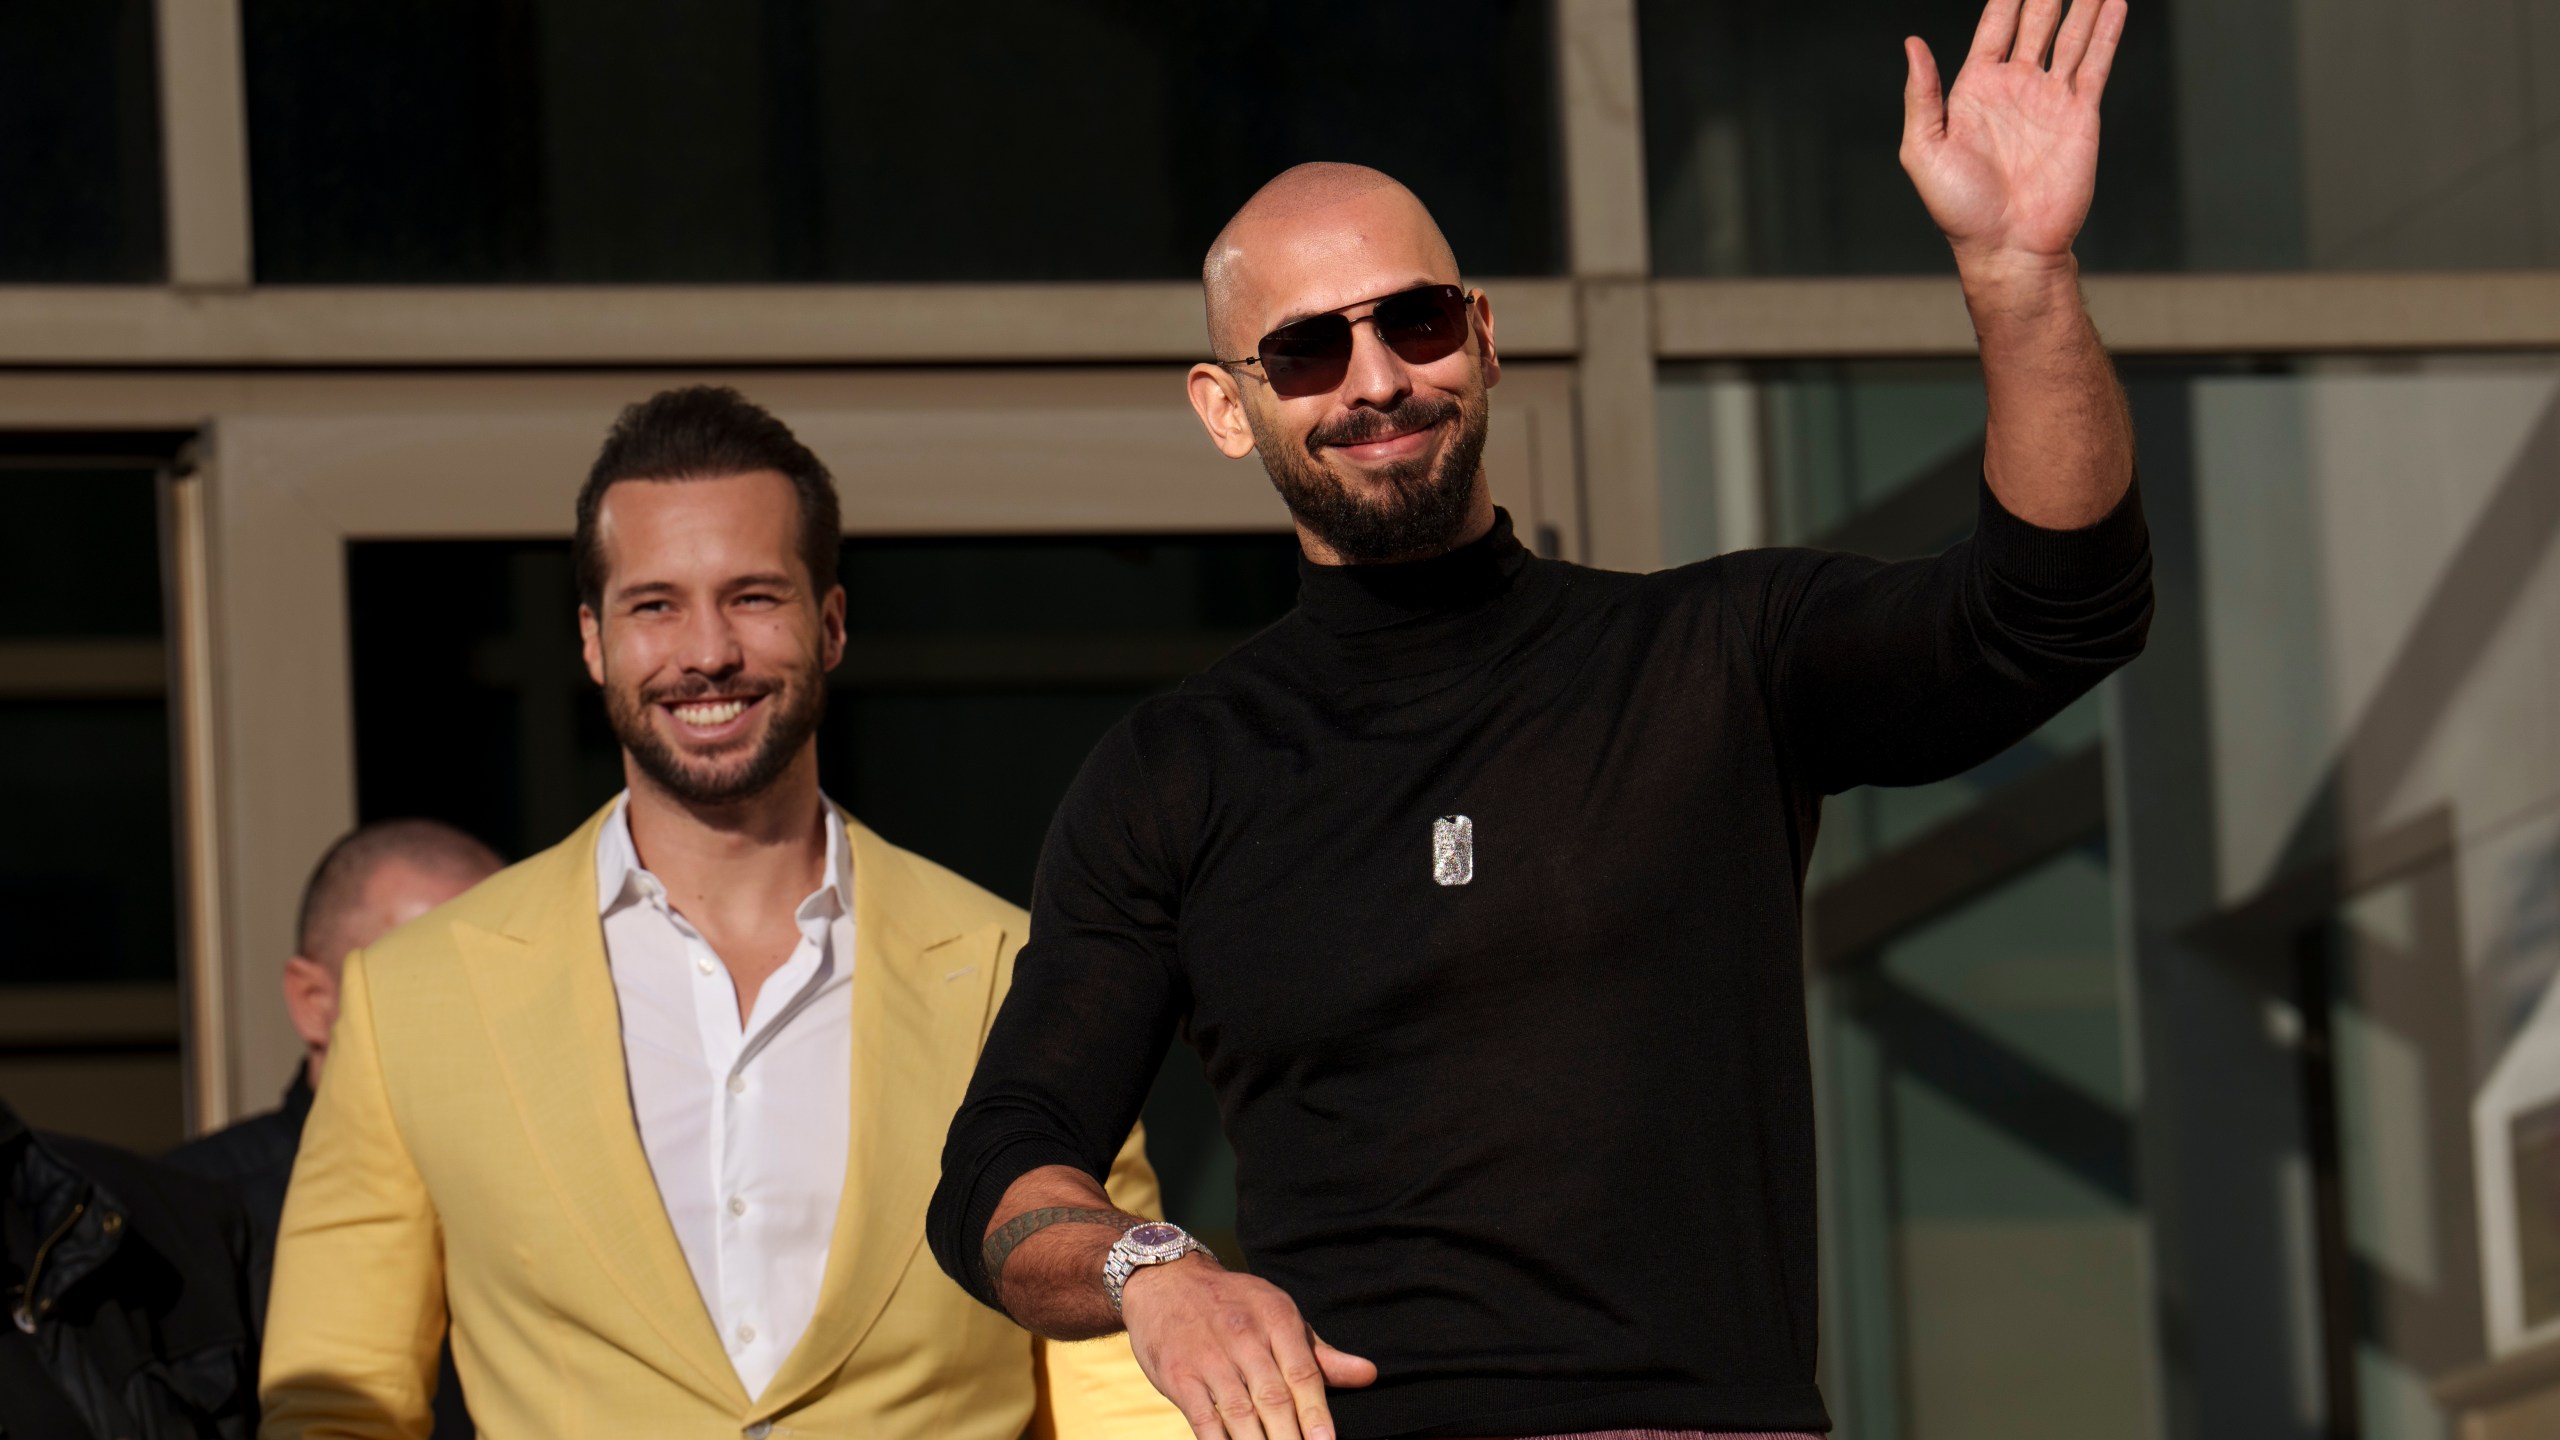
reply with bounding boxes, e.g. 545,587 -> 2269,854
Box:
297,819 -> 503,968
573,385 -> 842,610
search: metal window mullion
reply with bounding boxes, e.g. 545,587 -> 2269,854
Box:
1554,0 -> 1663,573
161,452 -> 232,1132
154,0 -> 254,289
1650,272 -> 2560,360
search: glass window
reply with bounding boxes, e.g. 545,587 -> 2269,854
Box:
2299,868 -> 2483,1440
1673,352 -> 2560,1430
346,530 -> 1302,1261
0,2 -> 164,281
245,1 -> 1562,283
1657,358 -> 2095,886
0,462 -> 183,1154
1819,843 -> 2149,1440
1639,0 -> 2560,275
0,467 -> 175,985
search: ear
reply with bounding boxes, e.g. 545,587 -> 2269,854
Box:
1185,363 -> 1261,461
281,955 -> 341,1060
818,584 -> 847,673
579,603 -> 606,686
1474,289 -> 1502,391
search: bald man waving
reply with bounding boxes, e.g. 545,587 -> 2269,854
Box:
931,5 -> 2151,1439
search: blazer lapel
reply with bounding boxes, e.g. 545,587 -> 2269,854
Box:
756,814 -> 1004,1415
460,807 -> 749,1412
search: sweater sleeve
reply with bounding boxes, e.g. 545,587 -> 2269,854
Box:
930,717 -> 1189,1313
1757,477 -> 2154,796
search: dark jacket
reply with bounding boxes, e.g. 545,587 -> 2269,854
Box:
0,1098 -> 259,1440
165,1075 -> 472,1440
162,1075 -> 309,1326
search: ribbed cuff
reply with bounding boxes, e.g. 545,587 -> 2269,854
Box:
1973,474 -> 2149,595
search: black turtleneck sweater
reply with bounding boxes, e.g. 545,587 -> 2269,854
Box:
930,484 -> 2153,1439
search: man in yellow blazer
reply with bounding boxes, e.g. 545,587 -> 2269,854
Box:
261,385 -> 1189,1440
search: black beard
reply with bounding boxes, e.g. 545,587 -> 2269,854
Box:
605,663 -> 827,809
1254,387 -> 1489,565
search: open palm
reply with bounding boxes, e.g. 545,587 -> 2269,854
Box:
1902,0 -> 2129,267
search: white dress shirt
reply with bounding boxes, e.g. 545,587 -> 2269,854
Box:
597,793 -> 854,1400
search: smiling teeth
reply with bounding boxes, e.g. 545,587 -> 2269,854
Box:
673,699 -> 748,725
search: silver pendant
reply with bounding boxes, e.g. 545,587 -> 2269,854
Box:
1432,815 -> 1474,886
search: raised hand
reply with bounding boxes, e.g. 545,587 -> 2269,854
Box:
1901,0 -> 2128,280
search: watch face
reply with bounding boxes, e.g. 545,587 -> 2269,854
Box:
1127,1222 -> 1186,1250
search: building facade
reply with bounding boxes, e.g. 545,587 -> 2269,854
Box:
2,2 -> 2555,1436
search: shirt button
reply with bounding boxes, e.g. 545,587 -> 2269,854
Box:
727,1074 -> 747,1096
695,955 -> 716,976
737,1322 -> 757,1344
729,1196 -> 747,1217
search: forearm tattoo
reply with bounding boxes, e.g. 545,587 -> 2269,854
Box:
983,1205 -> 1147,1285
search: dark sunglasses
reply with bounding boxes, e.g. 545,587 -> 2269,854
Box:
1216,284 -> 1477,398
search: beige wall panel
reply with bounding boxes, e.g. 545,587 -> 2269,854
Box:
1486,364 -> 1587,562
1554,0 -> 1650,280
1577,280 -> 1664,572
0,280 -> 1581,367
205,416 -> 361,1112
237,370 -> 1289,541
153,0 -> 252,289
1654,273 -> 2560,359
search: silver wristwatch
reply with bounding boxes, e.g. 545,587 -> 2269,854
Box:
1102,1220 -> 1199,1313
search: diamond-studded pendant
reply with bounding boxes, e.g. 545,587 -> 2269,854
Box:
1432,815 -> 1474,886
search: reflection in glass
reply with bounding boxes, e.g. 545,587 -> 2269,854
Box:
1668,351 -> 2560,1430
244,1 -> 1561,283
1820,844 -> 2150,1440
2514,1098 -> 2560,1331
2303,873 -> 2484,1440
1639,0 -> 2560,274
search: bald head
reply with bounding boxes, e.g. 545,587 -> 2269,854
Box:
296,819 -> 504,971
1203,163 -> 1461,356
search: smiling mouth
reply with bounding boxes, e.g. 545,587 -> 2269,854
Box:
1326,422 -> 1437,461
664,695 -> 760,728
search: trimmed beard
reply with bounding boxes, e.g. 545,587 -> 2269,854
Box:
604,658 -> 827,809
1251,384 -> 1490,565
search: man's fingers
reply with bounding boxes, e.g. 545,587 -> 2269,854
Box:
2050,0 -> 2105,75
1211,1379 -> 1274,1440
2071,0 -> 2128,95
1312,1334 -> 1380,1389
1967,0 -> 2023,63
1229,1346 -> 1306,1440
1172,1377 -> 1233,1440
1270,1327 -> 1338,1440
2015,0 -> 2067,63
1902,37 -> 1946,146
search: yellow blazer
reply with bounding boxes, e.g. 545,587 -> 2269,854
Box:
262,803 -> 1185,1440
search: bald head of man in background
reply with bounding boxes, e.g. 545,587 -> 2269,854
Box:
284,820 -> 505,1088
1186,162 -> 1500,566
163,818 -> 501,1438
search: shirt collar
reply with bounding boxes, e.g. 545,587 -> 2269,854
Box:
595,791 -> 851,923
1291,505 -> 1529,638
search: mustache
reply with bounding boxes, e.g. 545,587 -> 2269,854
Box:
1306,393 -> 1461,453
641,676 -> 780,706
